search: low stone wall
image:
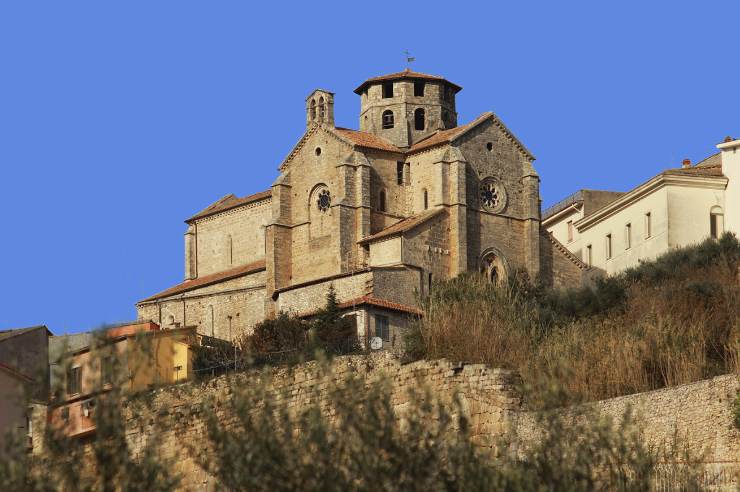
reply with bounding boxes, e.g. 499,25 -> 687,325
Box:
118,353 -> 522,491
37,355 -> 739,491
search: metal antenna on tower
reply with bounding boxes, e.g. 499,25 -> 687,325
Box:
404,50 -> 415,68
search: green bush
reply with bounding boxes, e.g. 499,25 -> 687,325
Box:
196,366 -> 701,491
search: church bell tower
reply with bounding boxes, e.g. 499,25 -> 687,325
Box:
354,69 -> 461,148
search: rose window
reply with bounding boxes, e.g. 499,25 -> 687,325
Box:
480,181 -> 501,209
317,189 -> 331,212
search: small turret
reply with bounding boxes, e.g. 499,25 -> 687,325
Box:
306,89 -> 334,127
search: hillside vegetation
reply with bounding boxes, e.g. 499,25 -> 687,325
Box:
406,233 -> 740,406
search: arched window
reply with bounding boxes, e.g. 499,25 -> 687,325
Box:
414,108 -> 425,131
309,184 -> 331,238
423,188 -> 428,210
382,110 -> 394,129
379,190 -> 386,212
480,251 -> 507,286
309,99 -> 316,121
207,305 -> 214,337
319,97 -> 325,121
710,206 -> 724,239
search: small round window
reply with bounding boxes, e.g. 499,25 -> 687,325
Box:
315,147 -> 322,156
479,178 -> 506,212
486,142 -> 493,151
317,189 -> 331,212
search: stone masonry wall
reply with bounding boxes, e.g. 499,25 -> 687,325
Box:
43,355 -> 738,491
111,354 -> 522,491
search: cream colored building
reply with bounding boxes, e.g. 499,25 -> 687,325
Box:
137,69 -> 586,346
544,137 -> 739,276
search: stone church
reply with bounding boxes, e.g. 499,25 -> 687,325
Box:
136,69 -> 584,348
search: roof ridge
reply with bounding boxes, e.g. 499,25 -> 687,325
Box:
138,260 -> 267,303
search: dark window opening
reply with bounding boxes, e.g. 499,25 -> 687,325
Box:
379,190 -> 386,212
309,99 -> 316,121
414,108 -> 425,131
441,109 -> 449,128
67,366 -> 81,395
428,272 -> 433,292
318,97 -> 325,120
101,356 -> 113,385
423,189 -> 428,210
375,315 -> 390,342
486,142 -> 493,151
382,110 -> 394,129
382,82 -> 394,98
315,147 -> 322,156
414,81 -> 425,96
396,161 -> 404,185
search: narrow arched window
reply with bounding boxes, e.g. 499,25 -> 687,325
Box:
318,97 -> 325,121
710,206 -> 724,239
379,190 -> 386,212
423,188 -> 428,210
414,108 -> 425,131
309,99 -> 316,121
227,234 -> 233,265
382,110 -> 394,129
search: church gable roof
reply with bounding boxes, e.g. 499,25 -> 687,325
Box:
408,112 -> 535,160
358,208 -> 445,244
186,190 -> 272,223
138,260 -> 266,303
334,127 -> 403,153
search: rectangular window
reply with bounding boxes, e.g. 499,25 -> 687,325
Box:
605,234 -> 612,260
397,161 -> 404,185
101,356 -> 113,385
375,315 -> 390,342
382,82 -> 394,98
710,213 -> 724,239
567,220 -> 574,243
625,223 -> 632,249
414,81 -> 425,97
585,244 -> 592,267
644,212 -> 651,238
67,366 -> 81,395
428,272 -> 433,292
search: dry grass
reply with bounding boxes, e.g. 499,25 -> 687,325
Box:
407,234 -> 740,405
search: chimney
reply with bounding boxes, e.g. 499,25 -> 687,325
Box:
682,158 -> 691,169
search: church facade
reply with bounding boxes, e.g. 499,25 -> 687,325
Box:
136,69 -> 585,348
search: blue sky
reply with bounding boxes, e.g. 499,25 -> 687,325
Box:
1,2 -> 738,334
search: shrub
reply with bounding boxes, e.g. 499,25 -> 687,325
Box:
407,234 -> 740,405
197,366 -> 701,491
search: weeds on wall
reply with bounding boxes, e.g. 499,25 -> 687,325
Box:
195,363 -> 703,491
406,233 -> 740,405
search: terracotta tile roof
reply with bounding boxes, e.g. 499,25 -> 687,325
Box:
354,68 -> 462,94
662,164 -> 724,178
334,127 -> 403,153
358,208 -> 445,244
338,296 -> 422,315
139,260 -> 266,303
295,295 -> 422,318
695,152 -> 721,168
408,113 -> 492,153
186,190 -> 272,223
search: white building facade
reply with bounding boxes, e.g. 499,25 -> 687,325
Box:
543,137 -> 738,277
